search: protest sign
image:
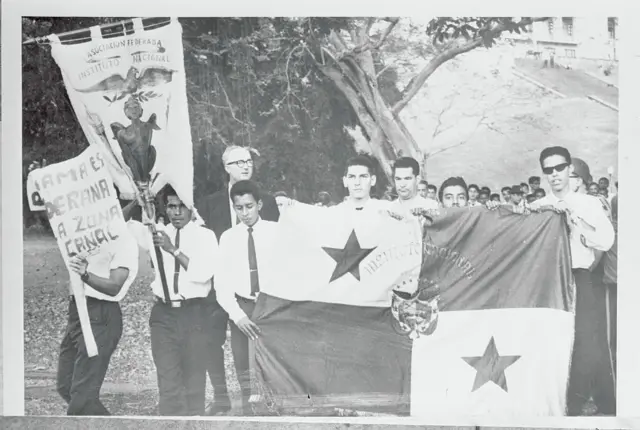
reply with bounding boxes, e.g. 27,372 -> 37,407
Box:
27,145 -> 128,357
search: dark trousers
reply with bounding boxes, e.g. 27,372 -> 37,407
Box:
205,295 -> 230,406
56,297 -> 123,416
605,283 -> 617,381
150,300 -> 209,416
567,268 -> 616,416
229,295 -> 256,409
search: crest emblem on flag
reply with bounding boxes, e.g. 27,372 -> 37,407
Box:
391,277 -> 440,339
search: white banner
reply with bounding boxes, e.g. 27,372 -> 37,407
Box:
26,146 -> 130,357
48,18 -> 194,208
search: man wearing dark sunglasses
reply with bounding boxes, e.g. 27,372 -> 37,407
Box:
531,146 -> 615,416
195,145 -> 279,415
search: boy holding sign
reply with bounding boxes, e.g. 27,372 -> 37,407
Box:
27,146 -> 139,415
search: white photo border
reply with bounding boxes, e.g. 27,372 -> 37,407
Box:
3,0 -> 639,428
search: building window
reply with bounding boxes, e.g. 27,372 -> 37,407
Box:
608,17 -> 617,40
565,48 -> 576,58
562,17 -> 573,37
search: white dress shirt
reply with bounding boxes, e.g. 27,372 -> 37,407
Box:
532,191 -> 614,269
80,231 -> 139,302
151,221 -> 218,300
390,194 -> 439,216
216,218 -> 284,323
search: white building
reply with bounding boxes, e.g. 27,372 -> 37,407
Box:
506,17 -> 618,63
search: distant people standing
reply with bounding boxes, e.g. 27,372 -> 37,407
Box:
467,184 -> 481,207
529,176 -> 541,193
588,183 -> 600,197
509,185 -> 528,213
439,177 -> 468,208
418,180 -> 429,199
501,186 -> 512,203
315,191 -> 334,207
477,190 -> 490,206
426,184 -> 438,202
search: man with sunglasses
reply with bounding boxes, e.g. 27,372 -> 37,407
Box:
195,145 -> 279,415
531,146 -> 615,416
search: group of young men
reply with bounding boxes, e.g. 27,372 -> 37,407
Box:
55,144 -> 618,417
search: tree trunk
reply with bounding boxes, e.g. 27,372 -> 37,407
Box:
317,47 -> 423,182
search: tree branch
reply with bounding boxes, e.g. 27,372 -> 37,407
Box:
393,17 -> 548,116
352,18 -> 399,55
213,72 -> 250,127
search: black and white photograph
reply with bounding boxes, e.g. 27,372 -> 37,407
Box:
3,2 -> 640,428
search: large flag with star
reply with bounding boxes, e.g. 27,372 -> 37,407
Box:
251,203 -> 575,417
251,201 -> 423,415
410,205 -> 574,417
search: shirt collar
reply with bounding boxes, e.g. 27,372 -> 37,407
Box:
244,218 -> 262,231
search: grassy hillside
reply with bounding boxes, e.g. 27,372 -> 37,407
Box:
398,48 -> 618,192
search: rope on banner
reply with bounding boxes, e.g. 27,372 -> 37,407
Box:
22,17 -> 172,46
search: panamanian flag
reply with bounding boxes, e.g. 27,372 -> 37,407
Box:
250,203 -> 574,417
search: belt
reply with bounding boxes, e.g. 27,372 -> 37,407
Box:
69,295 -> 116,304
235,293 -> 259,303
155,296 -> 204,308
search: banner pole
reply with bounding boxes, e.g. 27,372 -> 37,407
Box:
22,17 -> 171,45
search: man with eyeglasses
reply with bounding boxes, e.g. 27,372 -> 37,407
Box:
195,145 -> 279,415
530,146 -> 615,416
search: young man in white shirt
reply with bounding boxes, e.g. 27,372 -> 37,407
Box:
337,155 -> 390,212
216,180 -> 283,415
150,185 -> 218,416
530,146 -> 615,416
439,177 -> 469,208
391,157 -> 439,216
58,229 -> 139,415
195,145 -> 279,416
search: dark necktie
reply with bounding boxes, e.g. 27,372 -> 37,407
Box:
248,226 -> 260,296
173,228 -> 181,295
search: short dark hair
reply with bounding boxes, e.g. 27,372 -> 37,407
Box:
481,186 -> 491,194
468,184 -> 479,192
419,180 -> 428,187
535,188 -> 546,197
345,154 -> 376,176
520,182 -> 529,188
528,176 -> 540,184
526,195 -> 537,203
427,184 -> 437,192
230,180 -> 261,203
490,193 -> 500,200
439,177 -> 468,202
599,177 -> 610,184
393,157 -> 420,176
501,186 -> 510,193
539,146 -> 571,167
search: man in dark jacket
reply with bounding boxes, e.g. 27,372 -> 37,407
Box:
195,145 -> 279,415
